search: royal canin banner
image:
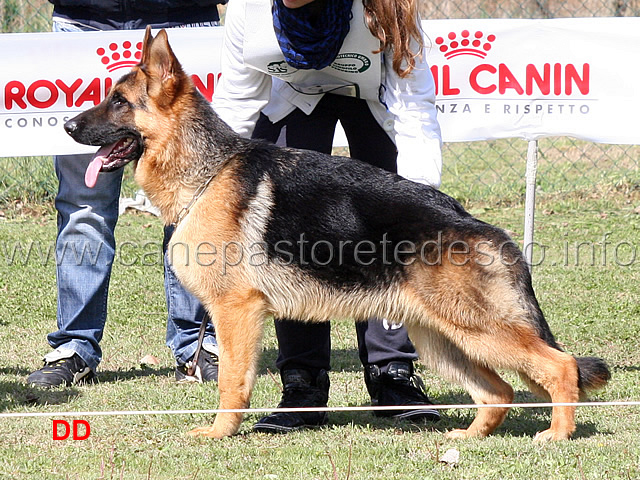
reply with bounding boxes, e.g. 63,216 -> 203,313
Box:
1,18 -> 640,157
0,27 -> 224,157
426,18 -> 640,144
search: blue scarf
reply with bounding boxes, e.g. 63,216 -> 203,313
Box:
272,0 -> 354,70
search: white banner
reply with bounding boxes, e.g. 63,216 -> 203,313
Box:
1,18 -> 639,157
426,18 -> 640,143
0,27 -> 225,157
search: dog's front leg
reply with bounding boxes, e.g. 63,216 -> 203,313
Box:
188,288 -> 267,438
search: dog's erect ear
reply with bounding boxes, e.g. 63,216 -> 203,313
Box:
139,25 -> 154,67
140,28 -> 185,107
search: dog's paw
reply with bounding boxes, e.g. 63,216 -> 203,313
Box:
187,426 -> 224,438
533,429 -> 571,442
444,428 -> 473,440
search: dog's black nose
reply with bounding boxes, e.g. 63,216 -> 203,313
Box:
64,119 -> 78,135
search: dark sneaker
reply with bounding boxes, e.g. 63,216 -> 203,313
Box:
365,361 -> 441,423
27,353 -> 94,388
253,369 -> 330,433
176,348 -> 219,383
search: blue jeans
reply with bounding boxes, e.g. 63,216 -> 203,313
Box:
48,20 -> 216,371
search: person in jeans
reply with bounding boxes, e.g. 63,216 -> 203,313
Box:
213,0 -> 442,432
27,0 -> 225,388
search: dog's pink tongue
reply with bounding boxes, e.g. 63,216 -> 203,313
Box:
85,143 -> 114,188
85,157 -> 103,188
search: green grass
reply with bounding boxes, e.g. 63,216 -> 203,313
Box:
2,3 -> 640,477
0,182 -> 639,478
440,138 -> 640,207
4,137 -> 637,213
1,0 -> 52,33
0,156 -> 140,209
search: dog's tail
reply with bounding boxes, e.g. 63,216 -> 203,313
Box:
508,244 -> 611,393
575,356 -> 611,392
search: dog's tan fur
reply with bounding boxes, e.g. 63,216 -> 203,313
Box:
65,28 -> 610,442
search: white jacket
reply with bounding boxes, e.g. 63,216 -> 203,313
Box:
212,0 -> 443,187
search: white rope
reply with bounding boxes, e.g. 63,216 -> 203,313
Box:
1,401 -> 639,419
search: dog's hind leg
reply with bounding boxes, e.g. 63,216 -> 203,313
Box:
518,372 -> 551,401
405,325 -> 514,439
188,288 -> 267,438
516,342 -> 580,442
446,366 -> 514,440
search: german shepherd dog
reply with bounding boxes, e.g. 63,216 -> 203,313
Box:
64,27 -> 610,441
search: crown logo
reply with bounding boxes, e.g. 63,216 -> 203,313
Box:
96,41 -> 142,72
435,30 -> 496,59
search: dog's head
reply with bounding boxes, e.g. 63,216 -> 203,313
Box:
64,26 -> 187,188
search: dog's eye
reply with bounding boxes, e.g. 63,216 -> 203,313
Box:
111,94 -> 129,108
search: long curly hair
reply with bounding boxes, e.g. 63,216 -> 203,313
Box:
362,0 -> 424,78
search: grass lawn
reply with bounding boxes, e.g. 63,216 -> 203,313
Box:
0,152 -> 639,478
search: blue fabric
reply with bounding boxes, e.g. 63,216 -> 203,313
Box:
50,152 -> 215,370
272,0 -> 354,70
50,152 -> 123,371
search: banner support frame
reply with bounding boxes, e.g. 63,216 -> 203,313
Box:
523,139 -> 539,270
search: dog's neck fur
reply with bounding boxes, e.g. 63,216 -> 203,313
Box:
131,29 -> 250,226
134,89 -> 243,226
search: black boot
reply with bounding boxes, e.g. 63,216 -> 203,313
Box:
253,368 -> 330,433
365,361 -> 441,423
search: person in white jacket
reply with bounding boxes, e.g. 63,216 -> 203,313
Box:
212,0 -> 443,433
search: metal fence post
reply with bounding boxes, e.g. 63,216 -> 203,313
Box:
523,139 -> 539,270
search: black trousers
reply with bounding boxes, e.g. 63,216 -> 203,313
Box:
252,94 -> 418,374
